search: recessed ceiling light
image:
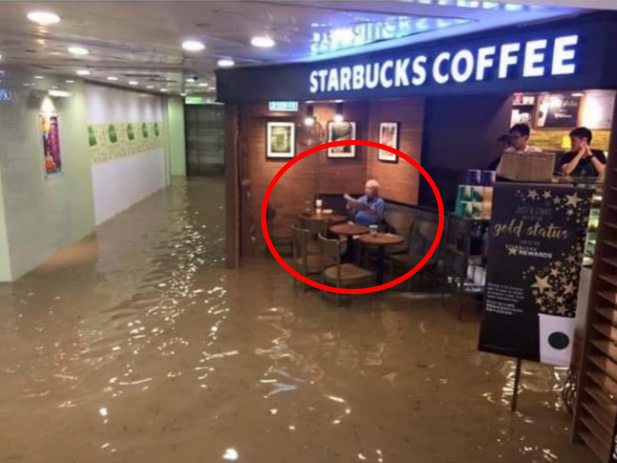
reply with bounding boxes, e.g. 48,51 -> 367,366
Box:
186,78 -> 196,83
198,82 -> 208,87
217,58 -> 235,67
107,76 -> 118,81
147,85 -> 154,89
160,88 -> 168,92
76,69 -> 90,76
181,93 -> 187,97
251,36 -> 275,48
68,46 -> 89,56
27,11 -> 61,26
182,40 -> 205,52
65,80 -> 75,84
129,81 -> 138,85
34,75 -> 44,79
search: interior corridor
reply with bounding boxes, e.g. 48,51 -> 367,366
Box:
0,178 -> 590,462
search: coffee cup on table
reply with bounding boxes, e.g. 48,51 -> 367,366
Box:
369,224 -> 379,236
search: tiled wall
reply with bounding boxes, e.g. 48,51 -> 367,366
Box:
532,129 -> 611,152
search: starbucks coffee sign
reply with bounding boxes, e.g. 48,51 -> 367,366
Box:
309,35 -> 579,94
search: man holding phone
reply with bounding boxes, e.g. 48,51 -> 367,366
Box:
561,127 -> 607,177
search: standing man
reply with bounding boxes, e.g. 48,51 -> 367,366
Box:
561,127 -> 607,177
506,123 -> 542,154
487,134 -> 511,171
495,123 -> 542,176
346,179 -> 385,226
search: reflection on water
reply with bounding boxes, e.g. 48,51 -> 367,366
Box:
0,178 -> 592,462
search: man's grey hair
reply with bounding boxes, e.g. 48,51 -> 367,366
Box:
366,179 -> 380,190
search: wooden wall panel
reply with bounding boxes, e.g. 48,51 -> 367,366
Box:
367,98 -> 425,205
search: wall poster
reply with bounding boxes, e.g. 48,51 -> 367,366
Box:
40,112 -> 62,176
478,183 -> 593,366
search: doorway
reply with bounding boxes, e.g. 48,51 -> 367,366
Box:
185,104 -> 225,176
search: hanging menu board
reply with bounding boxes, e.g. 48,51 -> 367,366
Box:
478,183 -> 592,366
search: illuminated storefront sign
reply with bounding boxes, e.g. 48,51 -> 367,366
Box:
217,15 -> 617,103
310,16 -> 470,56
309,35 -> 579,94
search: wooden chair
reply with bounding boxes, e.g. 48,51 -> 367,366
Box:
265,205 -> 293,257
318,234 -> 373,305
389,220 -> 442,291
291,226 -> 335,291
384,210 -> 416,256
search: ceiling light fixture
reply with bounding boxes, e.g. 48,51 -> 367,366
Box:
65,80 -> 75,84
76,69 -> 90,76
251,36 -> 275,48
27,11 -> 61,26
48,89 -> 71,98
160,88 -> 168,92
147,85 -> 154,89
182,40 -> 205,52
68,46 -> 89,56
198,82 -> 208,87
181,92 -> 187,97
106,76 -> 118,81
129,81 -> 138,85
217,58 -> 235,67
34,75 -> 44,79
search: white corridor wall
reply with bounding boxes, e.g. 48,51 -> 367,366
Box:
86,85 -> 167,225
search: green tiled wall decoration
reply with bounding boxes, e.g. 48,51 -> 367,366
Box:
88,121 -> 164,164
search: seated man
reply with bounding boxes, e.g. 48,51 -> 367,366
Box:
346,179 -> 385,226
561,127 -> 606,177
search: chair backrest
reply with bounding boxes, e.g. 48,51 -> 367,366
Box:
318,234 -> 342,283
291,226 -> 312,274
299,216 -> 328,237
384,209 -> 415,247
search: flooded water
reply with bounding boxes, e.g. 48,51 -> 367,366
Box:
0,178 -> 592,462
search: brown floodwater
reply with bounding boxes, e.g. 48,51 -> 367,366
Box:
0,178 -> 592,462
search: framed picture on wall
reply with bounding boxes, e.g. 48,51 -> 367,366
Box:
378,122 -> 399,163
266,121 -> 295,159
327,121 -> 357,158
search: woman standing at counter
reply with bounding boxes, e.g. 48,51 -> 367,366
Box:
561,127 -> 606,177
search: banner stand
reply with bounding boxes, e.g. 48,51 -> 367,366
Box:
511,358 -> 522,413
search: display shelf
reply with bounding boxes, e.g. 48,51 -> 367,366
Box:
580,429 -> 611,462
595,308 -> 617,326
572,134 -> 617,462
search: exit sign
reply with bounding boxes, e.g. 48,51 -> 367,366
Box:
268,101 -> 299,112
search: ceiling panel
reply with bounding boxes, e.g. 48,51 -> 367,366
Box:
0,1 -> 590,96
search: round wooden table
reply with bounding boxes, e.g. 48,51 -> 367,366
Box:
358,232 -> 404,285
330,223 -> 370,264
301,212 -> 348,224
330,223 -> 370,236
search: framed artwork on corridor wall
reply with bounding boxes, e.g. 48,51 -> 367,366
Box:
266,121 -> 295,159
378,122 -> 399,163
327,121 -> 357,158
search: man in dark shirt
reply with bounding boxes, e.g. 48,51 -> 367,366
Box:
561,127 -> 607,177
487,134 -> 511,171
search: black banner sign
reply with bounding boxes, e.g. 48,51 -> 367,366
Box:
479,183 -> 592,366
